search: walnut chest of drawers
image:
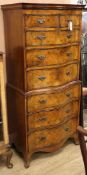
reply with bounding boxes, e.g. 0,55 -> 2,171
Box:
2,3 -> 83,168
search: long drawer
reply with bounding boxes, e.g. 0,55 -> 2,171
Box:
24,13 -> 81,28
26,62 -> 79,91
28,117 -> 78,152
28,100 -> 80,131
26,83 -> 81,113
25,29 -> 80,46
25,45 -> 80,68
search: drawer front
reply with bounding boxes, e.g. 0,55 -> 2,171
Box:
25,45 -> 80,68
25,15 -> 59,28
27,83 -> 81,113
26,63 -> 79,91
28,100 -> 80,131
28,118 -> 78,151
60,15 -> 81,28
25,30 -> 80,46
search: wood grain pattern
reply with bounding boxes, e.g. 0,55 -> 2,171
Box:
28,100 -> 80,131
25,29 -> 80,46
26,62 -> 80,91
2,9 -> 25,91
27,83 -> 81,113
28,117 -> 78,152
25,45 -> 80,68
24,11 -> 81,29
60,14 -> 81,28
24,14 -> 59,28
2,3 -> 83,168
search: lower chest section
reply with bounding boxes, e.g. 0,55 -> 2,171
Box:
28,117 -> 78,152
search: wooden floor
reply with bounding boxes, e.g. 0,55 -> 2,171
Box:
0,140 -> 85,175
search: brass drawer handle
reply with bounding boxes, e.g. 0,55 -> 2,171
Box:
37,55 -> 46,60
37,19 -> 45,24
66,71 -> 71,76
67,33 -> 72,39
38,76 -> 46,81
63,127 -> 70,132
65,109 -> 71,113
39,136 -> 46,141
37,35 -> 46,40
66,92 -> 72,97
39,99 -> 47,104
37,116 -> 47,122
66,52 -> 72,58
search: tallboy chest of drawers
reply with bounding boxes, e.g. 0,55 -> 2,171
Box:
2,3 -> 83,168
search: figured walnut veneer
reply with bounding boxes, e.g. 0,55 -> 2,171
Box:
2,3 -> 83,168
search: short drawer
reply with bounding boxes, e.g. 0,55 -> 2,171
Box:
28,118 -> 78,152
60,14 -> 81,28
25,29 -> 80,47
27,100 -> 80,131
25,45 -> 80,68
26,62 -> 79,91
26,83 -> 81,113
24,15 -> 59,28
